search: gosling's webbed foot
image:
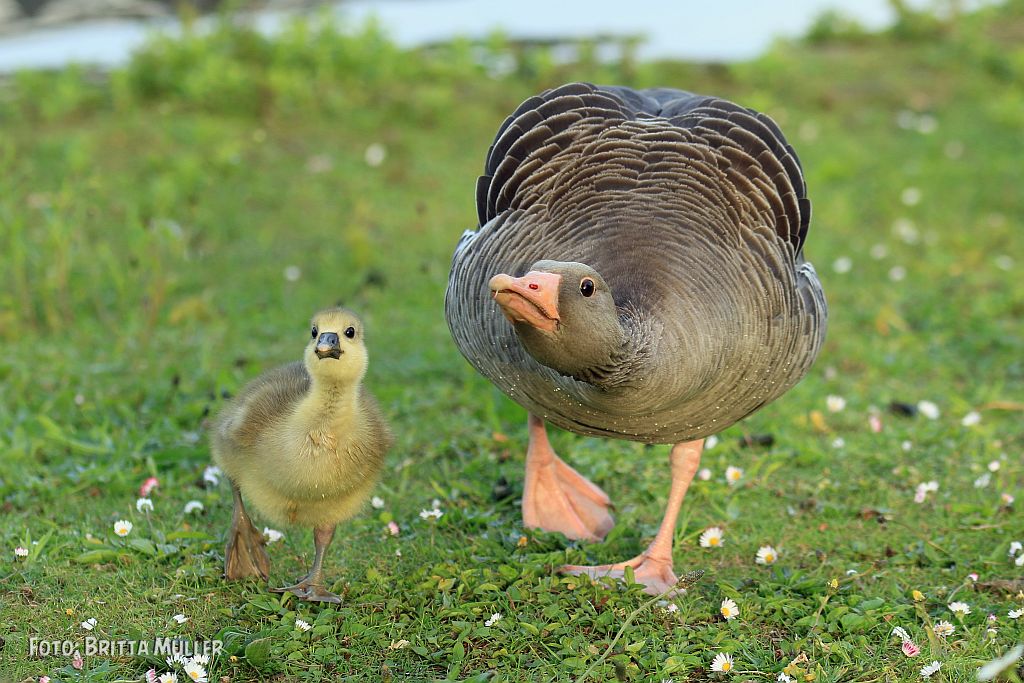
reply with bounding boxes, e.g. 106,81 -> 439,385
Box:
298,584 -> 343,604
271,578 -> 341,603
224,497 -> 271,581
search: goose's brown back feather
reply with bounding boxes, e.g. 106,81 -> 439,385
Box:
447,82 -> 827,444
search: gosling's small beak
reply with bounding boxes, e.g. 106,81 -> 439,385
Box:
315,332 -> 343,360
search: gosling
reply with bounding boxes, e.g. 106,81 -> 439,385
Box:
211,307 -> 392,603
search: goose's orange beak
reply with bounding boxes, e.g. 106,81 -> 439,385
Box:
488,271 -> 561,333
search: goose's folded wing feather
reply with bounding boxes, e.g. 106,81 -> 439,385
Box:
474,82 -> 810,255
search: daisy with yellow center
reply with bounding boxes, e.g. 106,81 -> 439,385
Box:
710,652 -> 734,673
699,527 -> 724,548
933,620 -> 955,638
720,598 -> 739,620
948,601 -> 971,618
826,395 -> 846,412
182,661 -> 207,683
113,520 -> 133,537
756,545 -> 779,565
725,466 -> 743,485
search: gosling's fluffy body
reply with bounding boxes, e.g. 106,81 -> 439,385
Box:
212,308 -> 392,530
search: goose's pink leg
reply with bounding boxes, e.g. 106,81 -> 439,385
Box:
522,414 -> 614,542
562,439 -> 704,595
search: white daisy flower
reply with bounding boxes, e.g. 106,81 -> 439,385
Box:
1009,541 -> 1022,557
1004,494 -> 1017,508
113,520 -> 133,537
892,626 -> 911,642
172,613 -> 188,624
388,639 -> 410,650
283,265 -> 302,281
698,468 -> 712,481
961,411 -> 981,427
364,143 -> 387,167
710,652 -> 734,673
933,620 -> 955,638
706,435 -> 719,449
699,527 -> 724,548
484,612 -> 502,627
920,660 -> 941,678
14,546 -> 28,558
1008,608 -> 1023,620
719,598 -> 739,620
167,653 -> 187,666
183,500 -> 204,514
989,460 -> 1002,472
158,675 -> 178,683
778,674 -> 793,683
371,496 -> 385,509
831,437 -> 845,449
191,653 -> 209,666
893,217 -> 919,244
948,601 -> 970,618
202,465 -> 222,487
419,508 -> 443,520
755,545 -> 779,565
888,265 -> 906,282
81,617 -> 97,631
263,528 -> 284,543
136,497 -> 154,513
826,395 -> 846,412
832,256 -> 852,273
182,661 -> 207,683
975,473 -> 991,488
295,619 -> 312,631
913,484 -> 929,504
916,401 -> 940,419
901,187 -> 922,206
725,466 -> 743,485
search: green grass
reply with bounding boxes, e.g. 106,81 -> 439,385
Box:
1,4 -> 1023,681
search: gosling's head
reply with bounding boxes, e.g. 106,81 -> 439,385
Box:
303,307 -> 369,385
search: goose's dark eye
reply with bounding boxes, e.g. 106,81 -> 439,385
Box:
580,278 -> 595,297
344,326 -> 356,339
311,325 -> 318,339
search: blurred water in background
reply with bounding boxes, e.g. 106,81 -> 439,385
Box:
0,0 -> 980,71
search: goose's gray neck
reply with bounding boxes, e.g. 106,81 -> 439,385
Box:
570,306 -> 656,391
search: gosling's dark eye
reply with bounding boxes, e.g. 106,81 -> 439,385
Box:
344,326 -> 356,339
580,278 -> 595,297
311,325 -> 318,339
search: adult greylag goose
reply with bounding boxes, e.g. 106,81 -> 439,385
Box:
445,82 -> 827,594
211,307 -> 392,603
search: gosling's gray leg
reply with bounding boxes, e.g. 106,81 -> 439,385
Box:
271,525 -> 341,603
224,483 -> 271,581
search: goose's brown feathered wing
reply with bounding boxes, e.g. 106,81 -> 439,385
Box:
446,82 -> 827,444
